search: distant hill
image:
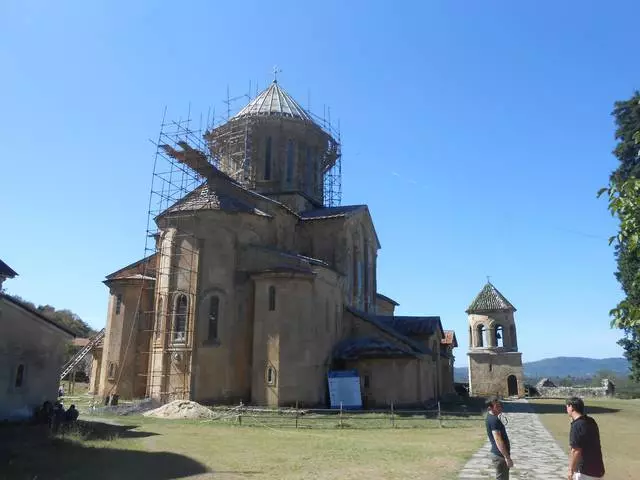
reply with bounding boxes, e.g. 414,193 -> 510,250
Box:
454,357 -> 630,383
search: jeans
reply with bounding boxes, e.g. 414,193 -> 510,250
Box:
490,454 -> 509,480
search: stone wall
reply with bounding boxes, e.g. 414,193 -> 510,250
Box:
536,379 -> 615,398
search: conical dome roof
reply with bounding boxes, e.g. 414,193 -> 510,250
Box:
233,81 -> 314,122
466,282 -> 516,313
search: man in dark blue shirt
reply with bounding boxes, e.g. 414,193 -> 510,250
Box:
566,397 -> 605,480
485,396 -> 513,480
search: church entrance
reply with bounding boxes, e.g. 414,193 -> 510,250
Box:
507,375 -> 518,396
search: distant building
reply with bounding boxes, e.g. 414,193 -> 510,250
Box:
466,282 -> 524,398
0,260 -> 75,420
91,80 -> 458,407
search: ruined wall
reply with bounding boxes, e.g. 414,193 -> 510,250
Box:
0,296 -> 73,420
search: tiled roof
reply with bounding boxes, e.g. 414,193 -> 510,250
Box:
163,184 -> 271,217
299,205 -> 366,220
333,337 -> 418,360
0,259 -> 17,278
466,282 -> 516,313
345,307 -> 431,356
379,316 -> 443,337
376,293 -> 399,306
233,81 -> 314,123
106,255 -> 157,282
441,330 -> 458,347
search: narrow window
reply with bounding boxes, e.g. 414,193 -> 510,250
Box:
305,145 -> 313,189
107,362 -> 116,379
363,244 -> 370,311
173,294 -> 188,342
15,364 -> 24,388
286,139 -> 294,185
496,325 -> 504,348
264,136 -> 272,180
363,375 -> 370,388
476,325 -> 485,347
155,298 -> 164,339
489,362 -> 493,372
115,294 -> 123,315
268,286 -> 276,311
208,295 -> 220,341
267,366 -> 276,385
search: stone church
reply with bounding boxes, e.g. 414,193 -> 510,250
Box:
466,282 -> 524,397
90,79 -> 458,407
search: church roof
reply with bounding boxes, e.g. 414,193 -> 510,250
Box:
163,183 -> 271,217
466,282 -> 516,313
233,81 -> 314,123
299,205 -> 367,220
0,259 -> 17,278
333,336 -> 418,360
378,315 -> 443,337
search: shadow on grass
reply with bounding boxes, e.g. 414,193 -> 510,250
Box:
73,419 -> 159,440
512,401 -> 620,415
0,424 -> 210,480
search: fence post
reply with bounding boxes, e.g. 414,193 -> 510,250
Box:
295,401 -> 299,429
238,401 -> 243,426
438,401 -> 442,428
391,401 -> 395,428
339,401 -> 343,429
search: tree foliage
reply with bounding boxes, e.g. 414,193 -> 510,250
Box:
8,295 -> 96,338
600,91 -> 640,381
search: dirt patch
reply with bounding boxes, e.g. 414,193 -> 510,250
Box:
143,400 -> 214,420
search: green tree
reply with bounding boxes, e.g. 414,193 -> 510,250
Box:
600,92 -> 640,381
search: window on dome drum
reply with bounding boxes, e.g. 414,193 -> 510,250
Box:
268,286 -> 276,311
286,139 -> 294,185
173,294 -> 188,342
115,294 -> 122,315
15,364 -> 24,388
208,295 -> 219,341
107,362 -> 117,379
264,136 -> 272,180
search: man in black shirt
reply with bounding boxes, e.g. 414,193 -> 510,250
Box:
485,396 -> 513,480
566,397 -> 605,480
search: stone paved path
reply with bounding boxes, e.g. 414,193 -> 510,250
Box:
459,399 -> 568,479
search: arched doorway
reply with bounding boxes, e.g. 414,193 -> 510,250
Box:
507,375 -> 518,396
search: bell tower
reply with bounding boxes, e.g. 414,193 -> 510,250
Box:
466,282 -> 524,397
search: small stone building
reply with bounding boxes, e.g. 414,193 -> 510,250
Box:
0,262 -> 75,420
91,80 -> 457,407
467,282 -> 524,398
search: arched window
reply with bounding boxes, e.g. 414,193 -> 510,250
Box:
468,326 -> 472,348
15,364 -> 24,388
173,294 -> 188,342
208,295 -> 220,341
476,324 -> 485,347
268,286 -> 276,311
496,325 -> 504,348
266,366 -> 276,386
264,136 -> 272,180
115,294 -> 123,315
285,139 -> 294,185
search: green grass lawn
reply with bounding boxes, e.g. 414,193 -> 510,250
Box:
530,397 -> 640,480
2,414 -> 485,480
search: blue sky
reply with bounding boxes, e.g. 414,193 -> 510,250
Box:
1,1 -> 638,362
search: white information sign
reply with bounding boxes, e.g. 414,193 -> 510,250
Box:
327,370 -> 362,409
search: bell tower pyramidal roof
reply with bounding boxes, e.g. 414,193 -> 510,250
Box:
466,282 -> 516,313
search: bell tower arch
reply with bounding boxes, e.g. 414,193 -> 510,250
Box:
466,282 -> 524,397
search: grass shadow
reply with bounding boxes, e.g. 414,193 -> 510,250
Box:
515,401 -> 620,415
0,424 -> 208,480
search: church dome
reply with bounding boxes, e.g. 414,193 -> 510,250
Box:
233,81 -> 314,123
